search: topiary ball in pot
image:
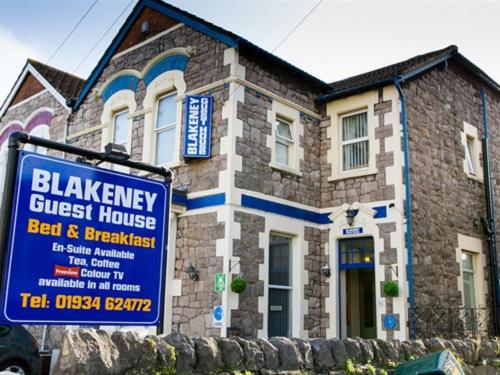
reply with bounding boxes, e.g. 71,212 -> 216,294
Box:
383,281 -> 399,297
231,277 -> 247,294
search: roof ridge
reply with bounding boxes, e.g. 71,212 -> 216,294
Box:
329,45 -> 458,87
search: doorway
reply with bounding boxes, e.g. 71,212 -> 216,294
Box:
339,237 -> 376,339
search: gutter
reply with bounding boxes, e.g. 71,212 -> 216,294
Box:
394,77 -> 416,339
480,90 -> 500,336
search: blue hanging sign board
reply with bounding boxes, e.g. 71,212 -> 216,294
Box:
183,95 -> 212,158
1,151 -> 170,325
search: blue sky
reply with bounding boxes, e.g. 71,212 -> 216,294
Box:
1,0 -> 500,103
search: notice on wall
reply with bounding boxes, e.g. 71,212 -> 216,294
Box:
1,152 -> 169,325
183,95 -> 212,158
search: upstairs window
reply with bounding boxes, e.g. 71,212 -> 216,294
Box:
465,136 -> 476,175
275,118 -> 294,167
155,92 -> 177,165
113,110 -> 130,152
341,111 -> 369,172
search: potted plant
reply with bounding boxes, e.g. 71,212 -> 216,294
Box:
383,281 -> 399,297
230,276 -> 247,294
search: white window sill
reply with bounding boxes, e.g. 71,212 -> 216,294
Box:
139,160 -> 182,177
328,167 -> 377,182
269,162 -> 302,177
466,172 -> 483,183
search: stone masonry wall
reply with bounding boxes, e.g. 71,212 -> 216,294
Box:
320,87 -> 396,208
55,328 -> 500,375
231,211 -> 265,338
235,89 -> 322,207
404,62 -> 494,308
304,227 -> 330,338
235,51 -> 326,208
0,91 -> 67,156
172,213 -> 225,337
68,24 -> 230,193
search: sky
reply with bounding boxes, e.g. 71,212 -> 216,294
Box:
0,0 -> 500,104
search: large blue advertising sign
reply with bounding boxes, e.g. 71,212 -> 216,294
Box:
183,95 -> 212,158
2,152 -> 169,325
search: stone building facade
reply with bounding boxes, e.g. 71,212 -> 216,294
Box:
1,0 -> 500,346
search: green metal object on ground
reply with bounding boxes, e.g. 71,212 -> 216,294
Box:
395,350 -> 465,375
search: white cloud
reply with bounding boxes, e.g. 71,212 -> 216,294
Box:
0,26 -> 40,106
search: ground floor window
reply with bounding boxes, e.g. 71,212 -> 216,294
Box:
268,234 -> 292,337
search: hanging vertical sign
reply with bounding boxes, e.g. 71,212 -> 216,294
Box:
183,95 -> 212,158
1,151 -> 169,325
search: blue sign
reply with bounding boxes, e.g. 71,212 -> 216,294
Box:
183,95 -> 212,158
383,314 -> 398,330
343,227 -> 363,235
213,306 -> 223,321
2,152 -> 169,325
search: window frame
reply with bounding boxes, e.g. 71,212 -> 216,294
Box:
274,116 -> 294,168
340,109 -> 370,173
112,109 -> 131,152
153,91 -> 177,167
268,233 -> 293,338
461,122 -> 483,182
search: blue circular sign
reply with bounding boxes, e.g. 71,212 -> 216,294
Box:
383,315 -> 397,330
213,306 -> 224,321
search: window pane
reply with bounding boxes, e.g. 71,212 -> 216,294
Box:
276,142 -> 289,166
269,235 -> 291,286
276,119 -> 293,142
342,112 -> 367,141
155,127 -> 176,165
339,237 -> 374,268
462,252 -> 474,271
113,111 -> 129,150
463,272 -> 476,308
156,94 -> 176,129
268,288 -> 290,337
465,138 -> 476,174
343,140 -> 369,171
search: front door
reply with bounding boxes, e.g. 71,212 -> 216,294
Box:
339,237 -> 376,339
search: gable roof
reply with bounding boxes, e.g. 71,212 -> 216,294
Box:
317,45 -> 500,102
0,59 -> 85,119
73,0 -> 331,111
28,60 -> 86,102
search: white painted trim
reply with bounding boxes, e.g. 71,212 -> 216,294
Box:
142,70 -> 186,168
461,121 -> 484,182
66,124 -> 106,141
258,214 -> 308,339
0,64 -> 71,119
163,213 -> 182,333
456,234 -> 488,309
112,24 -> 185,60
266,100 -> 303,176
326,202 -> 386,339
326,90 -> 379,181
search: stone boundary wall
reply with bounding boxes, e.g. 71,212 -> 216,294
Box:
53,329 -> 500,375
